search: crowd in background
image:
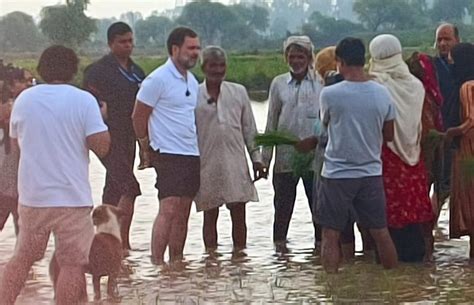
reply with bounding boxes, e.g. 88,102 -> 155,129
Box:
0,20 -> 473,304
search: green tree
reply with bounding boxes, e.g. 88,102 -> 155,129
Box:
230,4 -> 270,32
39,0 -> 96,47
302,11 -> 364,46
119,11 -> 143,29
0,11 -> 43,52
135,16 -> 174,47
430,0 -> 471,22
353,0 -> 416,31
176,0 -> 240,46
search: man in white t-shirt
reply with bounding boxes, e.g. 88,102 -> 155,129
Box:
132,27 -> 201,265
0,45 -> 110,305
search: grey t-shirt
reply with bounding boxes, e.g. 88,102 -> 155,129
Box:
320,80 -> 395,179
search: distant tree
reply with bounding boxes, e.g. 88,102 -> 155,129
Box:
270,16 -> 289,38
91,18 -> 117,43
0,11 -> 43,52
302,11 -> 364,46
353,0 -> 417,31
119,11 -> 143,29
39,0 -> 96,47
135,16 -> 174,47
176,0 -> 239,46
430,0 -> 471,22
230,4 -> 270,32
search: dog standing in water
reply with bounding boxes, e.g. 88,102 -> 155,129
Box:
50,205 -> 123,301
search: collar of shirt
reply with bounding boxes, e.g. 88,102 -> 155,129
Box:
165,58 -> 190,81
286,69 -> 315,85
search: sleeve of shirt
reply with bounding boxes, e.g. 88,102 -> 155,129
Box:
262,78 -> 282,167
136,75 -> 162,108
84,96 -> 108,137
239,86 -> 262,163
82,64 -> 103,100
9,99 -> 21,139
320,88 -> 330,126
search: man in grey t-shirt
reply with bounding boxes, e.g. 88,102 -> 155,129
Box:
318,38 -> 398,273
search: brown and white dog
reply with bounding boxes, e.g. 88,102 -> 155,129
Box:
50,204 -> 124,301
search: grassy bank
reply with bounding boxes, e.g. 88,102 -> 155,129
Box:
9,53 -> 288,101
7,49 -> 435,102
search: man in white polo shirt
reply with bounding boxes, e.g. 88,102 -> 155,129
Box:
0,45 -> 110,305
132,27 -> 201,265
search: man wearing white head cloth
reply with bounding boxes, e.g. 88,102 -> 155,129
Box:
262,35 -> 323,249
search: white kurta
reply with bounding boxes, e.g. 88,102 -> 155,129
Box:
194,81 -> 262,211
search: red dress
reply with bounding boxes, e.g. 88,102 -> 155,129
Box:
382,145 -> 433,228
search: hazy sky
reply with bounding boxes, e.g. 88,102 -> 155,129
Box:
0,0 -> 226,19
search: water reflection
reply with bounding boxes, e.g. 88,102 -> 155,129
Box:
1,101 -> 474,304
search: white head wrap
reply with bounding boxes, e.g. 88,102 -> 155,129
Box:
284,36 -> 314,61
369,34 -> 425,166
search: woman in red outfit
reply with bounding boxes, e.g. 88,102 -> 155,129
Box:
369,34 -> 433,262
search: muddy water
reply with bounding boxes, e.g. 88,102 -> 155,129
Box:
2,101 -> 474,304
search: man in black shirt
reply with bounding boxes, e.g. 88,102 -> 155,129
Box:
83,22 -> 145,250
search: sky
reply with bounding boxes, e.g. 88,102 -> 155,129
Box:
0,0 -> 227,19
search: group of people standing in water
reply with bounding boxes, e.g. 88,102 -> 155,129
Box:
0,20 -> 473,304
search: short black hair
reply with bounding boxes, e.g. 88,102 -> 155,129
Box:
37,45 -> 78,83
107,22 -> 132,43
335,37 -> 366,67
166,27 -> 198,55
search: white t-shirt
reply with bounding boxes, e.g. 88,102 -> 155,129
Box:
136,58 -> 199,156
10,84 -> 108,208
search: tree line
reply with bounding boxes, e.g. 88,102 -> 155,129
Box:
1,0 -> 473,54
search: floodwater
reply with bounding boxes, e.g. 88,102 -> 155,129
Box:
2,101 -> 474,304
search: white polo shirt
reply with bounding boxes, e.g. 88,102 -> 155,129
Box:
136,58 -> 199,156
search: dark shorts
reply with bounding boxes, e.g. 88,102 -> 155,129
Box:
100,133 -> 141,205
152,152 -> 200,200
318,176 -> 387,231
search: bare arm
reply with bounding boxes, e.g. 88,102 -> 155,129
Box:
383,120 -> 395,142
86,130 -> 110,158
132,100 -> 153,139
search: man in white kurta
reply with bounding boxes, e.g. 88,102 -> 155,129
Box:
194,46 -> 265,252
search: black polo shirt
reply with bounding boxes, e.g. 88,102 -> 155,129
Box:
83,54 -> 145,137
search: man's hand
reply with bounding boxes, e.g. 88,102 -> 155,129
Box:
137,136 -> 153,170
253,161 -> 268,182
295,136 -> 318,153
